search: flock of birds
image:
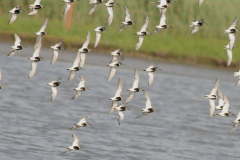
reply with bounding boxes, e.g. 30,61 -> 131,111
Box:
2,0 -> 240,154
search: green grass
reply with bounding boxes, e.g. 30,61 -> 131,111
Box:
0,0 -> 240,66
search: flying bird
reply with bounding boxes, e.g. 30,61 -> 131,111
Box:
72,76 -> 90,100
103,0 -> 119,25
63,0 -> 78,15
109,78 -> 124,101
136,90 -> 158,119
224,34 -> 237,66
152,12 -> 171,35
0,69 -> 4,89
204,78 -> 219,117
190,19 -> 207,34
88,0 -> 104,15
136,16 -> 150,50
63,134 -> 83,154
47,77 -> 63,101
35,18 -> 48,36
124,69 -> 142,105
28,36 -> 44,79
224,17 -> 239,50
9,6 -> 23,24
107,56 -> 124,82
79,32 -> 92,69
229,110 -> 240,134
110,48 -> 124,57
50,40 -> 64,65
143,64 -> 161,86
27,0 -> 43,15
70,117 -> 91,130
117,6 -> 134,33
108,101 -> 130,125
8,33 -> 25,57
67,51 -> 81,84
94,24 -> 107,48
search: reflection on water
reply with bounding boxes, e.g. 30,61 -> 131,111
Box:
0,42 -> 240,159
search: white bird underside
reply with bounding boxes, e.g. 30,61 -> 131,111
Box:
198,0 -> 204,6
94,32 -> 101,48
51,87 -> 58,101
107,67 -> 116,82
51,50 -> 59,65
107,7 -> 113,25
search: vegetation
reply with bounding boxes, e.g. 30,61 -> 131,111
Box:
0,0 -> 240,66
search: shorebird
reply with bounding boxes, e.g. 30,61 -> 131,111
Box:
155,0 -> 170,16
204,78 -> 219,117
67,51 -> 81,84
225,17 -> 239,50
136,16 -> 150,50
28,36 -> 44,79
143,64 -> 161,86
109,78 -> 124,101
9,6 -> 23,24
63,0 -> 78,15
190,19 -> 206,34
124,69 -> 142,104
224,34 -> 237,66
63,134 -> 83,154
110,48 -> 124,57
136,90 -> 158,119
229,110 -> 240,134
234,68 -> 240,86
152,13 -> 171,35
117,6 -> 134,33
50,40 -> 64,65
94,24 -> 107,48
8,33 -> 25,57
79,32 -> 92,69
0,69 -> 4,89
27,0 -> 43,15
88,0 -> 104,15
107,56 -> 124,82
47,77 -> 63,101
108,101 -> 130,125
103,0 -> 118,25
72,76 -> 90,99
35,18 -> 48,36
70,117 -> 91,130
215,89 -> 234,117
198,0 -> 204,6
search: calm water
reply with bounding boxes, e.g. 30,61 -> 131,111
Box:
1,42 -> 240,160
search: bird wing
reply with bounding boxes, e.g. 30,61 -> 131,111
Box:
73,52 -> 81,67
94,32 -> 101,48
159,13 -> 166,26
210,78 -> 219,95
107,67 -> 116,82
229,123 -> 239,134
78,76 -> 86,88
221,93 -> 230,113
228,33 -> 236,50
117,24 -> 128,33
229,17 -> 238,29
198,0 -> 204,6
50,50 -> 59,65
235,77 -> 240,86
9,14 -> 17,24
8,51 -> 17,57
226,48 -> 232,66
123,91 -> 135,105
52,77 -> 62,83
51,87 -> 57,101
136,36 -> 144,50
89,4 -> 98,15
209,99 -> 215,117
114,78 -> 123,97
132,69 -> 139,88
55,39 -> 63,47
29,62 -> 37,78
72,91 -> 82,99
14,33 -> 21,46
236,110 -> 240,121
140,16 -> 149,32
33,0 -> 42,5
108,101 -> 118,114
79,117 -> 87,124
107,7 -> 113,25
34,36 -> 42,50
80,53 -> 86,68
190,25 -> 199,34
62,149 -> 71,154
72,134 -> 79,146
118,111 -> 124,125
135,112 -> 148,119
159,8 -> 167,16
147,72 -> 154,86
143,90 -> 152,109
124,6 -> 131,21
39,18 -> 48,33
82,32 -> 91,48
67,71 -> 76,84
27,9 -> 38,15
152,28 -> 162,35
63,2 -> 71,15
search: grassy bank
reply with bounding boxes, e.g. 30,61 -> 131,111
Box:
0,0 -> 240,67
